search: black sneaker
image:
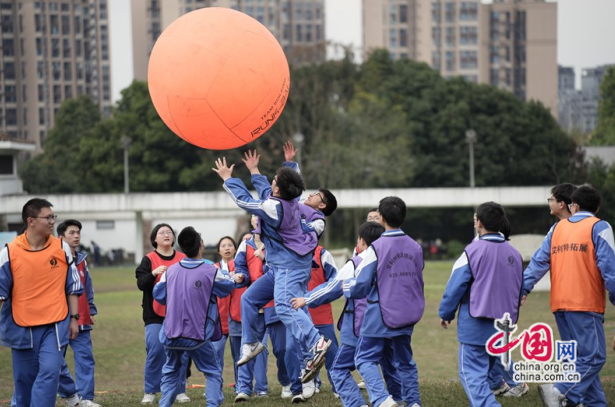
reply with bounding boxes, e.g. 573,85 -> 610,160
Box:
292,394 -> 306,403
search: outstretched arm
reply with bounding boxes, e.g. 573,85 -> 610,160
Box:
212,157 -> 235,181
284,140 -> 298,162
242,150 -> 261,175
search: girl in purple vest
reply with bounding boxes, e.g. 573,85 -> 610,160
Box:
439,202 -> 524,407
153,226 -> 239,407
343,196 -> 425,407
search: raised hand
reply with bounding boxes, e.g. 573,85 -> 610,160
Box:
242,150 -> 261,174
283,140 -> 298,162
212,157 -> 235,181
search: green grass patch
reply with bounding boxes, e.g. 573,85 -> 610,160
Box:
1,262 -> 614,406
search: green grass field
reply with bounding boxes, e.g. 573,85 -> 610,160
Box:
1,261 -> 614,406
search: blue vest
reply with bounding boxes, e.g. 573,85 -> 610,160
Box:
372,233 -> 425,328
164,261 -> 217,341
465,238 -> 523,322
337,257 -> 367,337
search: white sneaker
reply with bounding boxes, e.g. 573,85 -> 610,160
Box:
333,392 -> 339,398
64,394 -> 80,407
409,404 -> 421,407
503,382 -> 529,397
538,384 -> 564,407
492,381 -> 510,396
379,396 -> 399,407
141,393 -> 156,405
234,392 -> 250,403
175,393 -> 191,403
281,385 -> 292,399
302,379 -> 316,399
80,401 -> 102,407
292,393 -> 306,403
237,342 -> 265,366
357,380 -> 366,389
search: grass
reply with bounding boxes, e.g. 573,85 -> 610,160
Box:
1,261 -> 614,406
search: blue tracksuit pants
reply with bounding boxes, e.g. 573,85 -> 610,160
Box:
159,341 -> 223,407
458,343 -> 501,407
144,323 -> 188,394
314,323 -> 339,393
554,311 -> 607,407
266,321 -> 292,387
241,266 -> 320,361
11,325 -> 65,407
330,344 -> 366,407
236,315 -> 269,395
211,334 -> 228,380
58,330 -> 96,401
355,335 -> 421,407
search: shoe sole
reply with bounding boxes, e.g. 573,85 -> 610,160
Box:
292,397 -> 306,404
237,343 -> 265,366
301,355 -> 326,383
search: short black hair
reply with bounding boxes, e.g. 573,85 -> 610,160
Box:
358,221 -> 385,247
177,226 -> 201,258
275,167 -> 305,200
367,208 -> 379,216
551,183 -> 577,212
476,202 -> 510,237
378,196 -> 406,228
571,185 -> 601,214
217,236 -> 237,253
319,188 -> 338,216
57,219 -> 82,237
22,198 -> 53,224
150,223 -> 175,249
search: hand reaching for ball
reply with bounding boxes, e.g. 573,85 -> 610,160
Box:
213,157 -> 235,180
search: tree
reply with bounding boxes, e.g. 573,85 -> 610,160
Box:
591,65 -> 615,145
20,96 -> 101,193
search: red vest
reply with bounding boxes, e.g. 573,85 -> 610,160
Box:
147,251 -> 186,317
216,260 -> 245,331
246,244 -> 274,309
307,247 -> 333,325
76,258 -> 93,326
8,235 -> 69,327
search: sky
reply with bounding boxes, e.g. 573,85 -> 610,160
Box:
108,0 -> 615,102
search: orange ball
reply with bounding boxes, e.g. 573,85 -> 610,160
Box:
148,8 -> 290,150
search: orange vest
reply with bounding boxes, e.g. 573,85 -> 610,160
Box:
246,244 -> 274,309
550,217 -> 605,313
216,260 -> 242,332
308,247 -> 333,325
8,235 -> 69,327
147,251 -> 186,317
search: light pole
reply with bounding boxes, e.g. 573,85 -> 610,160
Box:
292,131 -> 305,169
465,129 -> 477,188
120,136 -> 132,194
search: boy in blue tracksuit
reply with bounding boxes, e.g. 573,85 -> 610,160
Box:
213,156 -> 332,386
0,198 -> 83,407
56,219 -> 101,407
153,226 -> 239,407
439,202 -> 524,407
344,197 -> 425,407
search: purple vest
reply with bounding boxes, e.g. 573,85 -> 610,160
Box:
372,234 -> 425,328
164,261 -> 217,341
337,257 -> 367,337
270,197 -> 319,256
465,239 -> 523,322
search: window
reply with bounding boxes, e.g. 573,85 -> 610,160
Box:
390,28 -> 397,48
432,51 -> 441,70
4,62 -> 16,80
432,27 -> 441,48
296,24 -> 302,42
490,46 -> 499,64
460,2 -> 478,21
37,61 -> 44,79
446,27 -> 455,47
399,4 -> 408,23
445,2 -> 456,22
6,108 -> 18,125
2,39 -> 15,56
63,38 -> 71,57
399,29 -> 408,47
460,50 -> 477,69
62,15 -> 70,34
431,2 -> 440,22
389,4 -> 396,24
38,84 -> 45,101
52,38 -> 60,57
4,85 -> 17,103
53,61 -> 61,80
64,85 -> 73,98
446,51 -> 455,71
0,155 -> 14,175
50,15 -> 59,34
96,220 -> 115,230
460,26 -> 477,45
2,15 -> 13,33
64,62 -> 72,80
53,85 -> 61,103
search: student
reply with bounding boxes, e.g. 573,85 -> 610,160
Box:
135,224 -> 190,404
213,157 -> 332,385
57,220 -> 101,407
523,186 -> 615,407
344,196 -> 425,407
153,226 -> 239,407
547,183 -> 578,221
0,198 -> 82,407
439,202 -> 524,407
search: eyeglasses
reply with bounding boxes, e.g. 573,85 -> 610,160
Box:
157,230 -> 174,236
35,215 -> 57,222
310,191 -> 325,201
547,198 -> 556,203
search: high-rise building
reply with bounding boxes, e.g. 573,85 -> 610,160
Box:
0,0 -> 112,150
559,64 -> 612,133
363,0 -> 557,115
131,0 -> 326,81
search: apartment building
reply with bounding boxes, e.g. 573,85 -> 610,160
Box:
131,0 -> 326,81
0,0 -> 112,149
